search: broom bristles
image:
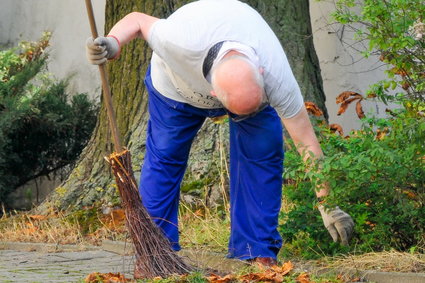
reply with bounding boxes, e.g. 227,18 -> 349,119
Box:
107,149 -> 193,279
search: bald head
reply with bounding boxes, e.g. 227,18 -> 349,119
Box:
211,54 -> 264,115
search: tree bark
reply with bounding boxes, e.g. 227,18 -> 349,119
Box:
37,0 -> 326,213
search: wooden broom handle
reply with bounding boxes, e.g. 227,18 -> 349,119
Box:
85,0 -> 123,152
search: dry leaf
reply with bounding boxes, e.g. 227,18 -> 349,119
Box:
403,190 -> 417,200
24,222 -> 38,234
336,91 -> 361,104
207,273 -> 236,283
375,127 -> 389,140
305,102 -> 323,116
329,123 -> 344,136
337,97 -> 359,115
296,272 -> 313,283
280,261 -> 294,275
100,209 -> 126,230
85,272 -> 129,283
356,100 -> 365,119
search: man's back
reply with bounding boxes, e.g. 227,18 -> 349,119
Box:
148,0 -> 303,119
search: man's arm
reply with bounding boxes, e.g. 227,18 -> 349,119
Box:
86,12 -> 159,65
281,107 -> 328,197
108,12 -> 160,45
282,107 -> 354,245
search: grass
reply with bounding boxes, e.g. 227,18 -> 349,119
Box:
1,195 -> 424,282
179,202 -> 230,253
323,250 -> 425,273
0,205 -> 127,246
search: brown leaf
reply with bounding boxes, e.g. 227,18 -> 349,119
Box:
24,222 -> 38,234
336,91 -> 362,104
296,272 -> 313,283
207,273 -> 236,283
84,272 -> 130,283
281,261 -> 294,275
304,102 -> 323,117
329,123 -> 344,136
356,99 -> 365,119
403,190 -> 417,200
375,127 -> 389,140
337,97 -> 361,115
101,209 -> 126,230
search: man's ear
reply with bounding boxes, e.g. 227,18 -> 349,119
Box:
210,90 -> 217,97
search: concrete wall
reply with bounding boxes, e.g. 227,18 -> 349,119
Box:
310,1 -> 390,132
0,0 -> 105,209
0,0 -> 106,99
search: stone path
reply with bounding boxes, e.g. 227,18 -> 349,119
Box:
1,241 -> 425,283
0,249 -> 135,283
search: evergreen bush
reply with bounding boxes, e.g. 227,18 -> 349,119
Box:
0,33 -> 98,204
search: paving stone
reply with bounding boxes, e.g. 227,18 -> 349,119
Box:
0,249 -> 135,283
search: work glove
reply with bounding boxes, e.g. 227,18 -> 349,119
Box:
86,36 -> 120,65
318,205 -> 354,246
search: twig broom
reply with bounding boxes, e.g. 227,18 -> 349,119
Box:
84,0 -> 193,278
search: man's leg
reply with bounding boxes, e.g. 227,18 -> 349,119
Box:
227,106 -> 284,260
139,70 -> 205,250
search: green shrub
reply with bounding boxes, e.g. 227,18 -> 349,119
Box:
330,0 -> 424,102
279,0 -> 425,260
0,33 -> 98,203
280,103 -> 425,258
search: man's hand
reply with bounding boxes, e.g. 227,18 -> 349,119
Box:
318,205 -> 354,245
86,36 -> 120,65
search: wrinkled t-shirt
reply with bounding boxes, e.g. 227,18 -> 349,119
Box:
147,0 -> 304,119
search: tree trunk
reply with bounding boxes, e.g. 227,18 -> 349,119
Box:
37,0 -> 326,213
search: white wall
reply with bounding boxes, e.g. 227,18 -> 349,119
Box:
0,0 -> 106,99
0,0 -> 105,208
310,0 -> 390,132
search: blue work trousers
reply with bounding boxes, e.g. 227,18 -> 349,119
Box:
139,68 -> 284,260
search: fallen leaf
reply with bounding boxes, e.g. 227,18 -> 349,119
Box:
336,91 -> 361,104
84,272 -> 130,283
356,99 -> 365,119
305,102 -> 323,116
296,272 -> 313,283
207,273 -> 236,283
329,123 -> 344,136
281,261 -> 294,275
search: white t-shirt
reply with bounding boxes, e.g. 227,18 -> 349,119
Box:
147,0 -> 304,119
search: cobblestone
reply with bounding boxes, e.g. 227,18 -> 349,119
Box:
0,249 -> 135,283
